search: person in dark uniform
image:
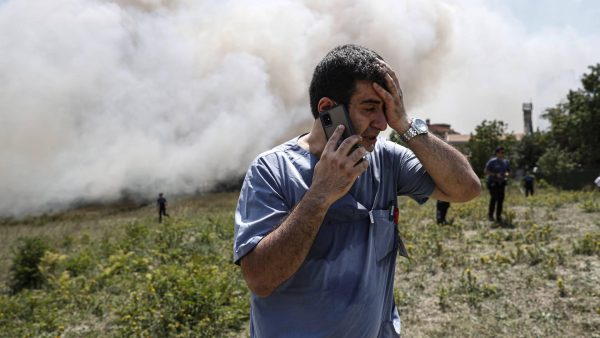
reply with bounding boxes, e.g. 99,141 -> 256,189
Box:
484,146 -> 510,222
523,171 -> 535,197
157,193 -> 169,222
436,200 -> 450,225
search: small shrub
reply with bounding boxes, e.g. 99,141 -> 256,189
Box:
458,267 -> 500,309
437,286 -> 450,312
509,246 -> 524,264
64,250 -> 94,277
557,277 -> 567,297
116,258 -> 248,337
524,224 -> 554,244
495,251 -> 513,265
572,233 -> 600,256
537,179 -> 550,189
8,236 -> 51,294
124,222 -> 149,242
480,255 -> 490,265
525,245 -> 545,266
62,235 -> 75,249
504,210 -> 517,226
580,199 -> 600,213
80,232 -> 91,244
394,287 -> 412,308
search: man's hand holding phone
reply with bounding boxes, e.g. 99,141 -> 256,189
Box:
310,125 -> 369,206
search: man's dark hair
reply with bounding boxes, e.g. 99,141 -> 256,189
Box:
308,44 -> 388,118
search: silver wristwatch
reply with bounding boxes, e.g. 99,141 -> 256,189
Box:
400,118 -> 428,142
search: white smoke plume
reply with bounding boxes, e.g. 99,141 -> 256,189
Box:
0,0 -> 598,217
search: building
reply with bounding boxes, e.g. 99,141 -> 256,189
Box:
427,120 -> 459,139
425,119 -> 524,153
426,119 -> 468,149
523,102 -> 533,135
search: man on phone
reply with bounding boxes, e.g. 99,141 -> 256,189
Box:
233,44 -> 480,337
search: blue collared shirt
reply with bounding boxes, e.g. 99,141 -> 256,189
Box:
234,136 -> 435,337
485,157 -> 510,183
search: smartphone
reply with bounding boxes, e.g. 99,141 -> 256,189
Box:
319,104 -> 358,148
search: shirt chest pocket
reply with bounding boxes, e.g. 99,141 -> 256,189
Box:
370,210 -> 398,261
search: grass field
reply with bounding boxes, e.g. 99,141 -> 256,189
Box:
0,185 -> 599,337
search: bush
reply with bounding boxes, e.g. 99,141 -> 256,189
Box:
580,198 -> 600,213
8,236 -> 51,294
573,233 -> 600,256
116,258 -> 247,337
537,146 -> 577,179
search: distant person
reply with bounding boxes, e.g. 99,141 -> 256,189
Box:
157,193 -> 169,222
436,200 -> 450,225
523,171 -> 535,197
485,146 -> 510,222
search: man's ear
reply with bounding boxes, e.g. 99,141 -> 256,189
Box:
317,97 -> 336,113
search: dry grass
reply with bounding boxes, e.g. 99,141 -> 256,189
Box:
0,187 -> 598,337
396,186 -> 600,337
0,192 -> 238,288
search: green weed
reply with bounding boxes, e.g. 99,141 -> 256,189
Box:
0,195 -> 248,337
8,236 -> 51,294
572,232 -> 600,256
457,267 -> 500,309
437,286 -> 450,312
1,188 -> 599,337
580,198 -> 600,213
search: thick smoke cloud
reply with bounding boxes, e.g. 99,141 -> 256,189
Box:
0,0 -> 598,217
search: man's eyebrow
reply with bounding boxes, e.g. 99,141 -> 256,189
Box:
359,99 -> 382,105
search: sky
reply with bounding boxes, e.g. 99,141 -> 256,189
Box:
491,0 -> 600,36
414,0 -> 600,133
483,0 -> 600,125
0,0 -> 599,217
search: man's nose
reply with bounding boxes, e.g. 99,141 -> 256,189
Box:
371,110 -> 387,131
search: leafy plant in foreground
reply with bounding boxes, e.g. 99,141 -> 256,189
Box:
8,236 -> 51,294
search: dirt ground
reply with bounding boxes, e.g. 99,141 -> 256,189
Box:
395,188 -> 600,337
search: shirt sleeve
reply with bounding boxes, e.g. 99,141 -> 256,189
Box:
233,155 -> 290,264
391,143 -> 435,204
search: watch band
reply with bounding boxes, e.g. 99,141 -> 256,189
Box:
400,126 -> 418,143
400,118 -> 428,143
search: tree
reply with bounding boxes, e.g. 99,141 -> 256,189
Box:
389,130 -> 402,145
543,64 -> 600,166
513,131 -> 549,170
537,145 -> 577,178
467,120 -> 516,177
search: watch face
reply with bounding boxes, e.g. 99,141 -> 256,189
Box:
413,118 -> 428,133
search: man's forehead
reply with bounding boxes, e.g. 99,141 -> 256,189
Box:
351,80 -> 382,104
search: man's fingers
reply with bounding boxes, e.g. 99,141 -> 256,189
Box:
377,60 -> 402,99
351,156 -> 369,175
384,73 -> 402,101
324,125 -> 345,153
373,82 -> 395,108
377,60 -> 401,89
348,145 -> 368,165
337,134 -> 362,156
